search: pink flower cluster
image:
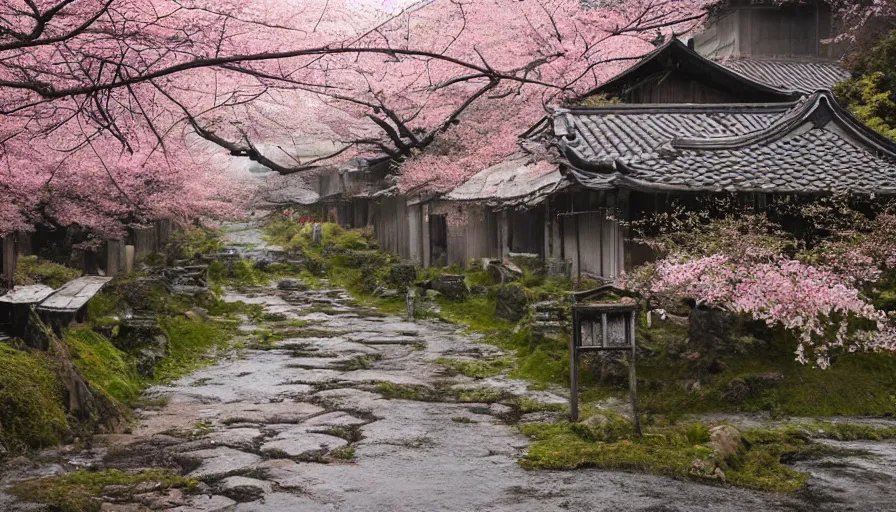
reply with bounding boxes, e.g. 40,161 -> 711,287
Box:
641,253 -> 895,368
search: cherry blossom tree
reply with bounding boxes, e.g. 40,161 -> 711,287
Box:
624,201 -> 896,368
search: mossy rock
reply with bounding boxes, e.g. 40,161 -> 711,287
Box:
495,284 -> 529,322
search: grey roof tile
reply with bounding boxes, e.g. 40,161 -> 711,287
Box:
720,59 -> 851,94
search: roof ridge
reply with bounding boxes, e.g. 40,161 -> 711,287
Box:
670,90 -> 896,158
556,102 -> 798,115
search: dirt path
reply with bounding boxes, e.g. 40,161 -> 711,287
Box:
0,220 -> 893,511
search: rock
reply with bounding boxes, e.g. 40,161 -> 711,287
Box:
709,425 -> 742,459
723,372 -> 784,404
168,494 -> 236,512
469,285 -> 488,296
277,279 -> 307,291
22,309 -> 53,350
182,447 -> 262,480
387,263 -> 417,288
302,411 -> 368,428
161,265 -> 209,294
425,289 -> 441,299
312,223 -> 323,245
116,314 -> 168,378
205,428 -> 263,451
219,476 -> 272,502
373,286 -> 399,298
487,259 -> 523,284
100,504 -> 151,512
495,284 -> 528,322
583,413 -> 609,429
260,431 -> 347,458
431,274 -> 469,300
488,403 -> 514,418
508,253 -> 543,274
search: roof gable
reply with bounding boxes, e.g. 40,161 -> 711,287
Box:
583,39 -> 801,103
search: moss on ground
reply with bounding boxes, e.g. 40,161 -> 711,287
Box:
156,317 -> 231,382
64,329 -> 142,407
0,344 -> 69,450
14,255 -> 82,288
434,357 -> 514,379
8,469 -> 196,512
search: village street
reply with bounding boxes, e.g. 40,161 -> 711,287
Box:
0,219 -> 892,512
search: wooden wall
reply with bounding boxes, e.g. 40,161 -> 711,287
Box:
2,235 -> 16,287
444,203 -> 500,267
622,72 -> 742,104
371,196 -> 411,260
694,4 -> 843,60
553,190 -> 625,282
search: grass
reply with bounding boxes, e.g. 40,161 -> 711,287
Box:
14,255 -> 81,288
156,317 -> 232,382
519,415 -> 811,493
0,343 -> 69,450
374,382 -> 434,401
434,356 -> 514,379
329,446 -> 356,461
7,469 -> 196,512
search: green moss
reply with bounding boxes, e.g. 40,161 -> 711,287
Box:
156,317 -> 231,382
434,357 -> 513,379
520,417 -> 811,493
329,446 -> 356,461
14,255 -> 81,288
64,329 -> 142,407
85,292 -> 121,322
0,344 -> 69,450
374,382 -> 433,401
167,227 -> 225,261
8,469 -> 196,512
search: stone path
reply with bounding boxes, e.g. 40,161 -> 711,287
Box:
1,221 -> 894,511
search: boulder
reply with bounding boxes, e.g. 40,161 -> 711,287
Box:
277,278 -> 307,291
388,263 -> 417,288
487,259 -> 522,284
116,314 -> 168,378
432,274 -> 469,300
709,425 -> 742,459
495,284 -> 528,322
723,372 -> 785,405
160,265 -> 209,294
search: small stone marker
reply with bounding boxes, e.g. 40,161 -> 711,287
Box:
312,223 -> 323,245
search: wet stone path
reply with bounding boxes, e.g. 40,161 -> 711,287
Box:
0,219 -> 892,510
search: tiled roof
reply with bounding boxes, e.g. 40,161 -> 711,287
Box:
583,39 -> 801,102
606,92 -> 896,194
444,155 -> 566,207
720,59 -> 850,94
554,103 -> 793,169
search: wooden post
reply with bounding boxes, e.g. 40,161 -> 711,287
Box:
628,311 -> 641,436
569,304 -> 579,423
422,203 -> 431,268
106,240 -> 121,277
500,210 -> 510,259
543,199 -> 552,260
2,235 -> 16,287
125,245 -> 135,274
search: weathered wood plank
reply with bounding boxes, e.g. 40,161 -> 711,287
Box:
37,276 -> 112,312
0,285 -> 55,304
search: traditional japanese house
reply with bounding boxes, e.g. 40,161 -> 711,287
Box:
316,0 -> 882,282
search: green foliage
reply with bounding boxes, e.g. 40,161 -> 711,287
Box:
86,292 -> 121,321
64,329 -> 142,407
835,30 -> 896,140
166,227 -> 225,261
14,255 -> 81,288
0,344 -> 69,450
329,446 -> 356,460
8,469 -> 196,512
